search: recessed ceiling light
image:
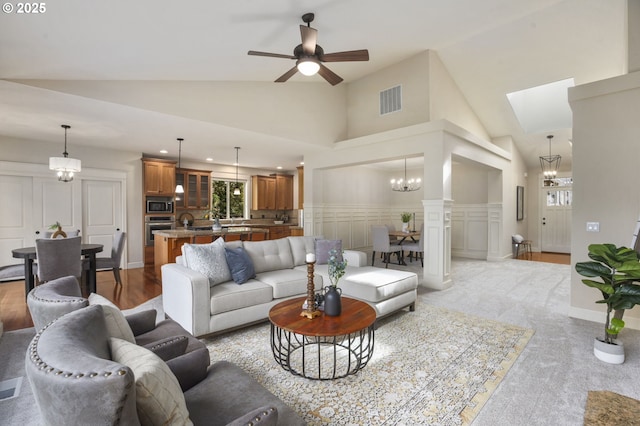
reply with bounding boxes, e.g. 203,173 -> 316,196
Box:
277,166 -> 283,170
160,149 -> 168,154
206,157 -> 213,162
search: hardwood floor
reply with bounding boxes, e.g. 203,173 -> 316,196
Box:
0,266 -> 162,332
0,252 -> 570,333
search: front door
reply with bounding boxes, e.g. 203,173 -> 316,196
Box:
540,178 -> 572,253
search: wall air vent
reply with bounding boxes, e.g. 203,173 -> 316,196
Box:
380,85 -> 402,115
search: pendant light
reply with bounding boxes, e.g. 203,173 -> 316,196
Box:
233,147 -> 241,196
390,158 -> 421,192
49,124 -> 81,182
175,138 -> 184,194
539,134 -> 561,185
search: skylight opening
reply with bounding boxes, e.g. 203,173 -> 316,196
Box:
507,78 -> 574,134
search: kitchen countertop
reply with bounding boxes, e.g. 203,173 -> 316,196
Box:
154,227 -> 268,238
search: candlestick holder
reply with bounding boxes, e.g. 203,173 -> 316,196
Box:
300,260 -> 321,319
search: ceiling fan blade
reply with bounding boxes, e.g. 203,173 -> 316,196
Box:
300,25 -> 318,55
248,50 -> 296,60
275,66 -> 298,83
317,64 -> 343,86
321,49 -> 370,62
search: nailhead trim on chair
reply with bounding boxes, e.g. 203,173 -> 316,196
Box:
28,288 -> 85,304
245,407 -> 277,426
27,317 -> 133,422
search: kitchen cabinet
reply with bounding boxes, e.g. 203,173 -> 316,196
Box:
275,174 -> 294,210
290,227 -> 304,237
252,175 -> 276,210
154,235 -> 191,266
297,166 -> 304,209
143,159 -> 176,196
269,225 -> 291,240
175,168 -> 211,209
252,174 -> 293,210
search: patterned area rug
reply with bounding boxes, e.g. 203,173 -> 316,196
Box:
203,303 -> 534,425
584,391 -> 640,425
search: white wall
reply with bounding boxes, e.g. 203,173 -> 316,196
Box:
569,70 -> 640,328
1,135 -> 144,267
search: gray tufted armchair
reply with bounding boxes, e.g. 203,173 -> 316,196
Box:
25,305 -> 302,425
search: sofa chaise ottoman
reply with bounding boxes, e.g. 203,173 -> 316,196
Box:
162,236 -> 418,337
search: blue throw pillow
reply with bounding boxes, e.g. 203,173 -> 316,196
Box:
224,246 -> 256,284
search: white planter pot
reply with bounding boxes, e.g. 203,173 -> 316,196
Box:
593,337 -> 625,364
402,222 -> 409,232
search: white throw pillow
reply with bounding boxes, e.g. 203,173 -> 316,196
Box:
109,337 -> 193,426
512,234 -> 524,243
88,293 -> 136,343
182,238 -> 232,286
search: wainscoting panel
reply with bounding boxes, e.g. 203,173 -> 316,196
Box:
304,204 -> 423,250
451,204 -> 488,259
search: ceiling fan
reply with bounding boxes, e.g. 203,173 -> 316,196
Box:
248,12 -> 369,86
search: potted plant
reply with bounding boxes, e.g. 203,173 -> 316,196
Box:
324,249 -> 347,316
575,243 -> 640,364
401,212 -> 412,232
204,198 -> 222,231
48,221 -> 66,238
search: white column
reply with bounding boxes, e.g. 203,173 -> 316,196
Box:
422,199 -> 453,290
486,203 -> 504,261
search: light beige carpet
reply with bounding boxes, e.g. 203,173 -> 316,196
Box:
584,390 -> 640,425
202,303 -> 534,425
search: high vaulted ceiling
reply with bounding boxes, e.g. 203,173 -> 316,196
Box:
0,0 -> 627,171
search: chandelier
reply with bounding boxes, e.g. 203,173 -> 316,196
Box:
390,158 -> 421,192
539,134 -> 561,185
49,124 -> 81,182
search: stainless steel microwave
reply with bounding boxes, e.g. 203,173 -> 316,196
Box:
146,199 -> 173,214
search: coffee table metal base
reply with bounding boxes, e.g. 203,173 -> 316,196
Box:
270,324 -> 374,380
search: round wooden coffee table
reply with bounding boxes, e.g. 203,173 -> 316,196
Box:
268,296 -> 375,380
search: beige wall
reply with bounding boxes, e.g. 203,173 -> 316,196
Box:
12,80 -> 348,146
346,52 -> 430,139
569,70 -> 640,327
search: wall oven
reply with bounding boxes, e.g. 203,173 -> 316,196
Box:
145,215 -> 175,246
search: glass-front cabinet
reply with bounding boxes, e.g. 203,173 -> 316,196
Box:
175,169 -> 211,210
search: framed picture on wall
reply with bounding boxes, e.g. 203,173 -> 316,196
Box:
516,186 -> 524,221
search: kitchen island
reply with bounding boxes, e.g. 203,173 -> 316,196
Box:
153,227 -> 268,267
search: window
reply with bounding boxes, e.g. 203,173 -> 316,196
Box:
212,179 -> 245,219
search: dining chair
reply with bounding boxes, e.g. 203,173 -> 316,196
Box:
401,223 -> 425,267
95,230 -> 126,286
385,224 -> 402,245
371,225 -> 403,268
35,236 -> 82,283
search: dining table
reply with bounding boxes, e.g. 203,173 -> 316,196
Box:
12,243 -> 104,298
388,230 -> 421,245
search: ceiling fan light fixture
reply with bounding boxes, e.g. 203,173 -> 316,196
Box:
296,57 -> 320,76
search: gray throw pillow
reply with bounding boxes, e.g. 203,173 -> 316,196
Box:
224,246 -> 256,284
182,238 -> 232,286
316,239 -> 343,264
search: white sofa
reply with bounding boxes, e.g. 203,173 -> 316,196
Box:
161,236 -> 418,337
